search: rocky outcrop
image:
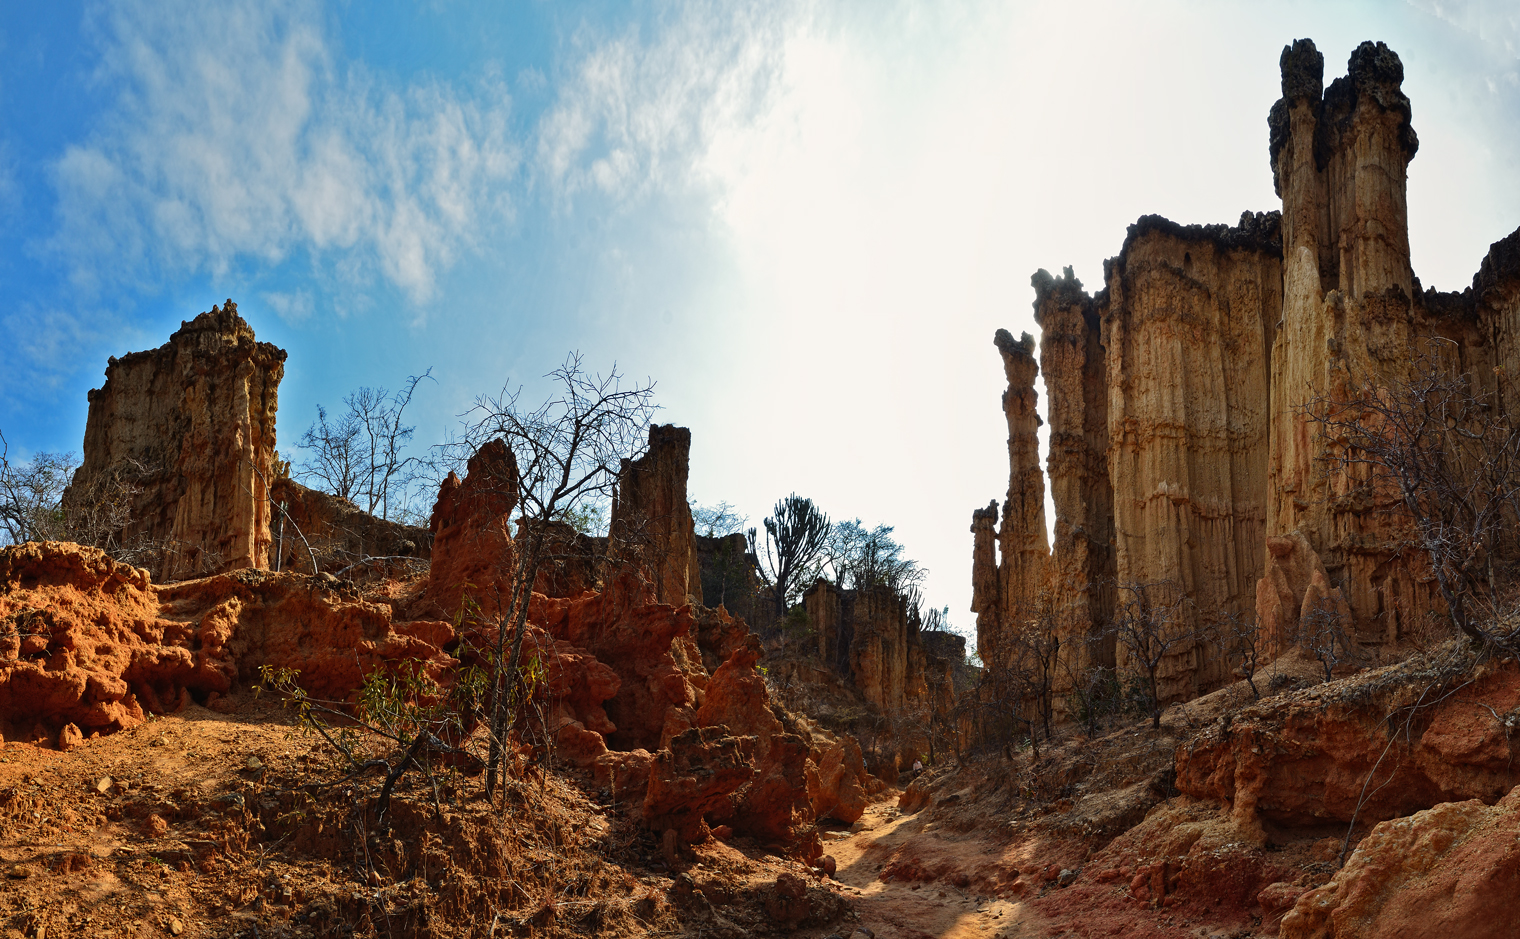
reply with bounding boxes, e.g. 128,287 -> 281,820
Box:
425,439 -> 519,621
21,313 -> 877,860
268,476 -> 430,578
1175,654 -> 1520,836
608,425 -> 699,607
532,571 -> 705,752
642,726 -> 755,844
1280,786 -> 1520,939
0,541 -> 453,738
974,39 -> 1520,703
420,429 -> 874,848
64,301 -> 285,581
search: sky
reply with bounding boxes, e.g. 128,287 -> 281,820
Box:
2,0 -> 1518,639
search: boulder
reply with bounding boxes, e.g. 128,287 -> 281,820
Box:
809,735 -> 869,824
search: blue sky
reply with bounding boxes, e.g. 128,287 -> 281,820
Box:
2,0 -> 1518,634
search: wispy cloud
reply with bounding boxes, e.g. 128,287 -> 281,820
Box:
1,303 -> 107,393
46,0 -> 519,305
262,288 -> 314,324
535,1 -> 803,206
1408,0 -> 1520,58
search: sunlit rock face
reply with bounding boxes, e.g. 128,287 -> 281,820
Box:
64,300 -> 286,581
975,39 -> 1520,704
1102,215 -> 1282,699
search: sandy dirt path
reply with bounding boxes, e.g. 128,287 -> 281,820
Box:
821,801 -> 1056,939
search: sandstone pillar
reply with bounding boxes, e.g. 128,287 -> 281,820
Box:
609,424 -> 700,607
1263,41 -> 1424,647
972,329 -> 1049,670
65,301 -> 285,580
1035,270 -> 1116,686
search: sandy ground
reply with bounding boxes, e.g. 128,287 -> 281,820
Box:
0,702 -> 314,937
822,801 -> 1056,939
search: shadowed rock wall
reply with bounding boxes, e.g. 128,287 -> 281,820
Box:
609,424 -> 700,607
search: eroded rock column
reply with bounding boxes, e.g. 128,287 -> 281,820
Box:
1263,40 -> 1427,649
1035,269 -> 1117,691
1100,217 -> 1279,698
609,424 -> 700,607
65,301 -> 285,580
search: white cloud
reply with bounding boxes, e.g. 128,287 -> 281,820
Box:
47,0 -> 519,305
535,1 -> 801,205
262,288 -> 313,324
0,304 -> 104,393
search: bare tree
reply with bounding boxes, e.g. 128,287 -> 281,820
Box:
824,519 -> 926,593
61,460 -> 156,565
759,494 -> 831,616
1305,340 -> 1520,648
461,354 -> 656,797
974,649 -> 1047,760
1009,610 -> 1062,743
1110,580 -> 1197,729
1301,598 -> 1356,681
691,499 -> 747,537
0,430 -> 77,545
1216,610 -> 1266,700
1063,661 -> 1120,739
297,369 -> 435,523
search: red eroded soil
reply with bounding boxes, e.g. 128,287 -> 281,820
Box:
0,692 -> 869,938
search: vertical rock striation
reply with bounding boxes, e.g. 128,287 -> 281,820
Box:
1102,216 -> 1280,698
982,330 -> 1049,670
802,578 -> 956,729
1035,269 -> 1118,692
65,301 -> 285,581
975,39 -> 1520,706
1263,38 -> 1427,651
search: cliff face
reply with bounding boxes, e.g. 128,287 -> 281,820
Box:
804,582 -> 909,711
64,301 -> 286,581
801,579 -> 961,726
1101,217 -> 1281,698
974,39 -> 1520,705
696,532 -> 761,621
1035,269 -> 1117,693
